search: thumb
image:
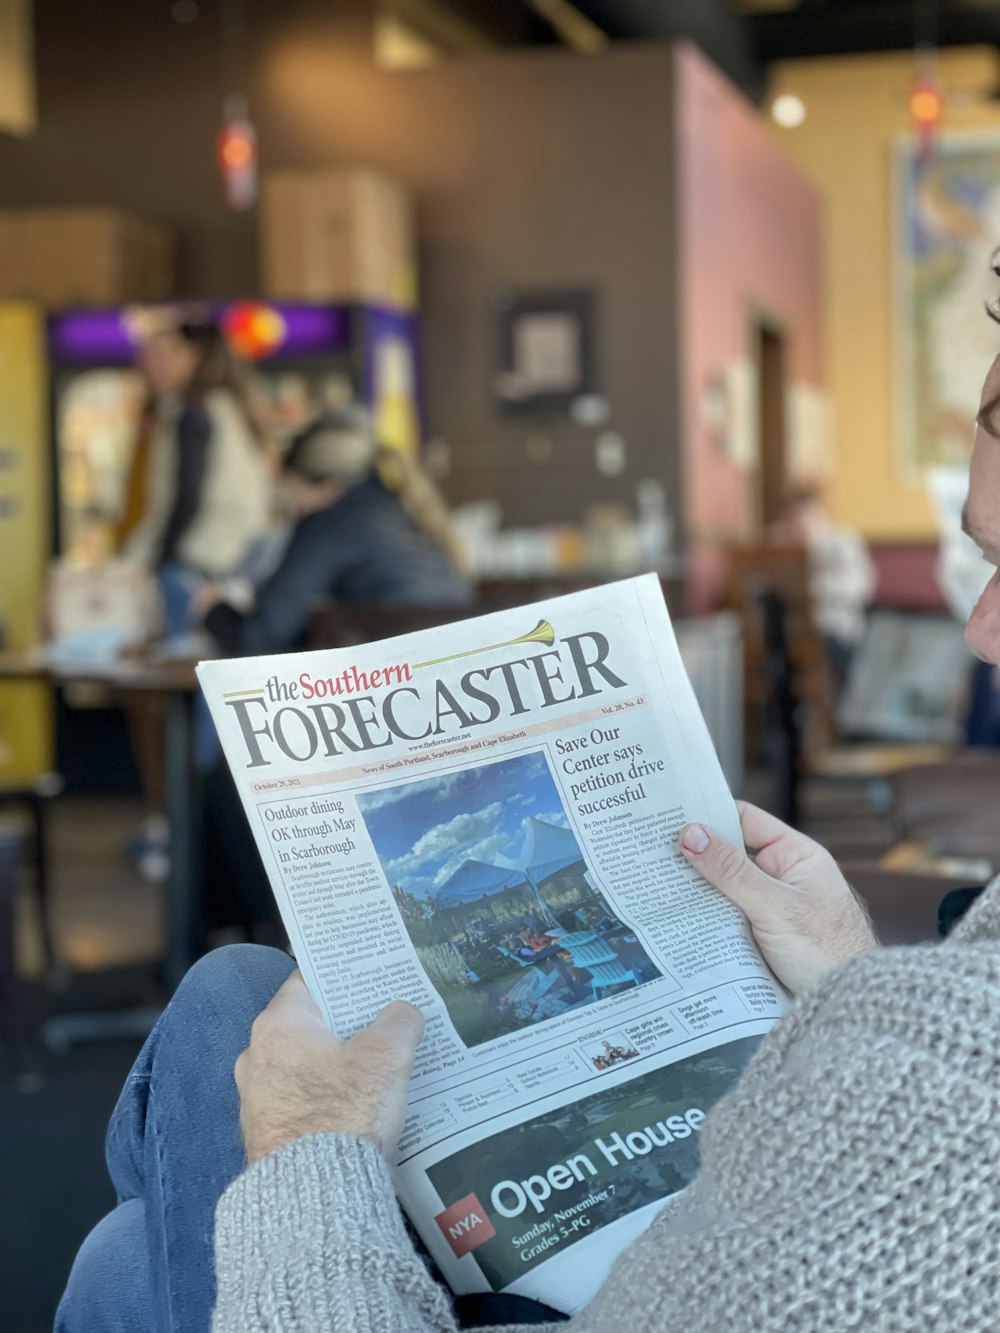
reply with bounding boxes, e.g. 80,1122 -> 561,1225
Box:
366,1000 -> 426,1057
266,970 -> 325,1023
679,823 -> 786,925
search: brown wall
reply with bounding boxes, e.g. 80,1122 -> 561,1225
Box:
0,0 -> 679,525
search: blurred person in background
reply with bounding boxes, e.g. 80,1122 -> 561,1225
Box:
193,407 -> 471,938
194,405 -> 472,656
772,483 -> 877,693
116,317 -> 275,877
120,316 -> 274,628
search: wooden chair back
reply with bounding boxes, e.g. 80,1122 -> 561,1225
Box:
307,602 -> 476,651
725,543 -> 833,761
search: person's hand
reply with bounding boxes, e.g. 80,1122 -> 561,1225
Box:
235,971 -> 425,1164
189,581 -> 224,625
679,802 -> 876,996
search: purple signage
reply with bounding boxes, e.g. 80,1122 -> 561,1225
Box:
48,301 -> 351,365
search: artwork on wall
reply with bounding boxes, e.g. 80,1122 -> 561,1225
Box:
894,132 -> 1000,474
786,382 -> 832,482
492,288 -> 597,416
700,361 -> 756,472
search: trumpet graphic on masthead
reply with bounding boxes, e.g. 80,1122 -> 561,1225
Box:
412,620 -> 555,671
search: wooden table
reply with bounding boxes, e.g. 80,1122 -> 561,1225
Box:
878,838 -> 994,883
0,649 -> 205,994
806,742 -> 954,781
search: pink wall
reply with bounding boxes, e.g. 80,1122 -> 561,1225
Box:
870,544 -> 948,612
674,43 -> 824,608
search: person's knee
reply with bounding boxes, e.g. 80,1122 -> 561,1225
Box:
55,1200 -> 150,1333
150,944 -> 297,1081
103,947 -> 296,1210
172,943 -> 296,1024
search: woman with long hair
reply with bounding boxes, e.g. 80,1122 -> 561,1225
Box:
117,317 -> 275,873
121,316 -> 274,628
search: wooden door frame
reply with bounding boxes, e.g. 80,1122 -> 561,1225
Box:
748,304 -> 790,534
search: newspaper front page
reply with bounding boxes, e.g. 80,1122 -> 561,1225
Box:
198,574 -> 786,1314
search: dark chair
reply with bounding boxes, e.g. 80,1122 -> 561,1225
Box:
759,588 -> 800,825
476,577 -> 687,618
886,751 -> 1000,862
307,575 -> 688,652
726,543 -> 834,766
0,772 -> 62,976
0,824 -> 43,1090
0,773 -> 62,1089
307,601 -> 478,651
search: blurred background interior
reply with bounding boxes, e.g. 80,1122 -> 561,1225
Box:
4,0 -> 1000,1326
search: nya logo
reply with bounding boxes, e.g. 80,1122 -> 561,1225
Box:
434,1193 -> 497,1257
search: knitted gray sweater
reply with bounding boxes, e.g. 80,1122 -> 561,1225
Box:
213,881 -> 1000,1332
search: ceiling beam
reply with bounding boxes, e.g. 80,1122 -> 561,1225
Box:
749,2 -> 1000,62
526,0 -> 609,53
570,0 -> 766,98
384,0 -> 566,52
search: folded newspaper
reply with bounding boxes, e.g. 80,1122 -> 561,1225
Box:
198,574 -> 786,1314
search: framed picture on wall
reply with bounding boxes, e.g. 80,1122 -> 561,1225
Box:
893,131 -> 1000,475
492,287 -> 598,416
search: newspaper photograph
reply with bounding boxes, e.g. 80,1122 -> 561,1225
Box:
197,573 -> 787,1314
358,752 -> 663,1047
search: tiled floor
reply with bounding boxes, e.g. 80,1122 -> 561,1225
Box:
15,796 -> 161,979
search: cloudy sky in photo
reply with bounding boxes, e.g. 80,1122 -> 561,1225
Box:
356,751 -> 570,900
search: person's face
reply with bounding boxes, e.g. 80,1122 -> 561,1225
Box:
280,472 -> 314,519
783,502 -> 816,545
137,331 -> 198,397
281,472 -> 345,519
963,353 -> 1000,665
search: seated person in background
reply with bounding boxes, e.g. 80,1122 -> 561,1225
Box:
196,414 -> 470,937
517,926 -> 556,953
771,483 -> 877,691
195,406 -> 472,656
553,947 -> 593,1001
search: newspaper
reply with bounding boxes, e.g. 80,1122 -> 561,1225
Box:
198,574 -> 786,1314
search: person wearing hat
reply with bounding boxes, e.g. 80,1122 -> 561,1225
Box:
196,407 -> 472,656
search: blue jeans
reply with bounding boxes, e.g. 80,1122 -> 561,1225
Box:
158,561 -> 220,772
56,946 -> 566,1332
55,944 -> 296,1333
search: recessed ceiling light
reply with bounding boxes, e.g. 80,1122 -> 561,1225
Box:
771,93 -> 807,129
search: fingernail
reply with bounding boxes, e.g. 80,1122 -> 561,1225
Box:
681,824 -> 710,854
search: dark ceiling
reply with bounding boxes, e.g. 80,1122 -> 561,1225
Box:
512,0 -> 1000,102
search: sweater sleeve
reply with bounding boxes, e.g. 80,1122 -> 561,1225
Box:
213,882 -> 1000,1333
212,1134 -> 464,1333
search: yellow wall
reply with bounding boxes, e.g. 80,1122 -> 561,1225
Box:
768,47 -> 1000,538
0,302 -> 53,782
